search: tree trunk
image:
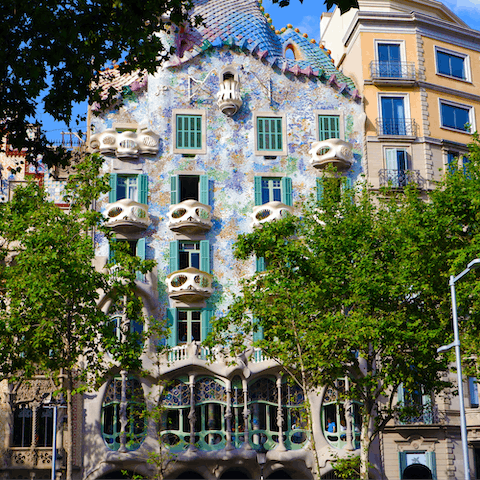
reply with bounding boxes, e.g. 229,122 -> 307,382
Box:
66,374 -> 73,480
360,413 -> 372,480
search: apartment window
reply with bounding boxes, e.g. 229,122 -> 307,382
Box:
399,451 -> 437,480
440,100 -> 473,132
436,47 -> 468,80
384,148 -> 408,187
398,384 -> 433,424
318,115 -> 340,141
254,113 -> 287,155
379,95 -> 409,135
254,176 -> 292,206
102,377 -> 146,451
169,240 -> 210,273
173,109 -> 206,154
109,173 -> 148,204
170,174 -> 209,205
447,151 -> 469,174
109,314 -> 143,343
469,377 -> 479,408
377,42 -> 402,77
166,308 -> 213,346
108,238 -> 146,264
13,405 -> 53,448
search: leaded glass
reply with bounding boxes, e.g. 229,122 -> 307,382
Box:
248,377 -> 277,403
195,377 -> 227,403
162,380 -> 191,407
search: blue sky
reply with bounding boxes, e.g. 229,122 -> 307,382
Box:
40,0 -> 480,142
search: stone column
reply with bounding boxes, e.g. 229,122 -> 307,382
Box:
276,376 -> 286,451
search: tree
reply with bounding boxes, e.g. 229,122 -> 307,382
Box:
1,0 -> 356,167
273,0 -> 358,14
0,153 -> 154,480
206,159 -> 480,479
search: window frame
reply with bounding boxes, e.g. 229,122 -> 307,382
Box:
173,109 -> 207,155
439,99 -> 474,134
435,46 -> 470,82
254,175 -> 292,206
166,308 -> 213,346
108,173 -> 148,204
170,173 -> 209,205
315,110 -> 344,141
254,112 -> 287,156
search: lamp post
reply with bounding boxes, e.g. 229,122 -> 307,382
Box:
43,394 -> 67,480
437,258 -> 480,480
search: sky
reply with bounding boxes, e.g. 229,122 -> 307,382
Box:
39,0 -> 480,143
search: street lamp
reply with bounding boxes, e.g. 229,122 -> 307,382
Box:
437,258 -> 480,480
43,394 -> 67,480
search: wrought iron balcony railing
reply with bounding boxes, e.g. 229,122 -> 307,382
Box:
396,403 -> 440,425
376,118 -> 417,137
379,169 -> 425,190
370,61 -> 416,81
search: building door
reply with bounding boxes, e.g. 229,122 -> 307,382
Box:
378,43 -> 401,77
381,96 -> 406,135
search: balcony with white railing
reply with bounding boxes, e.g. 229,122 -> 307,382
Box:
104,198 -> 150,233
251,201 -> 294,228
89,127 -> 159,159
168,199 -> 212,234
309,139 -> 354,170
370,61 -> 416,84
166,267 -> 213,302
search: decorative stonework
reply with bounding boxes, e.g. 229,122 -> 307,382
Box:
251,201 -> 294,228
166,268 -> 214,302
217,79 -> 242,116
105,199 -> 150,232
309,139 -> 354,170
168,199 -> 212,234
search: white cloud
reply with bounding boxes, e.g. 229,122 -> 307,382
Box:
442,0 -> 480,29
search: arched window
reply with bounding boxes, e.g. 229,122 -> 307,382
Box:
102,377 -> 146,451
194,377 -> 227,451
281,382 -> 308,449
160,378 -> 191,452
322,379 -> 361,449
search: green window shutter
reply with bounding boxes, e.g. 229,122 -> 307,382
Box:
318,115 -> 340,141
397,384 -> 405,406
201,308 -> 214,342
176,115 -> 202,149
170,175 -> 179,205
169,241 -> 179,273
398,452 -> 407,480
252,317 -> 264,342
109,173 -> 118,203
422,391 -> 433,424
138,174 -> 148,204
108,238 -> 116,264
281,177 -> 292,206
167,308 -> 177,347
425,451 -> 437,480
316,178 -> 324,202
199,175 -> 209,205
254,176 -> 263,206
256,257 -> 266,272
341,177 -> 353,203
136,238 -> 146,260
257,117 -> 283,151
200,240 -> 210,274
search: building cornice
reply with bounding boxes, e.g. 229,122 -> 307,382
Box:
417,81 -> 480,104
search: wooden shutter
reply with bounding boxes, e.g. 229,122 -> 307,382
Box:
254,176 -> 263,206
397,384 -> 405,405
109,173 -> 118,203
170,175 -> 179,204
136,238 -> 146,282
256,257 -> 266,272
425,451 -> 437,480
398,452 -> 407,480
167,308 -> 177,347
469,377 -> 479,407
200,175 -> 209,205
108,238 -> 116,264
200,240 -> 210,274
316,178 -> 324,202
385,148 -> 397,171
252,317 -> 264,342
138,174 -> 148,204
201,308 -> 214,342
169,241 -> 179,273
281,177 -> 292,206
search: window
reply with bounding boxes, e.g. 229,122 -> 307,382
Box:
316,177 -> 352,203
399,451 -> 437,480
398,384 -> 434,424
102,377 -> 146,451
318,115 -> 341,141
169,240 -> 209,273
436,47 -> 468,80
377,42 -> 402,77
109,313 -> 143,343
470,377 -> 479,408
447,151 -> 469,174
170,174 -> 209,205
173,110 -> 206,154
166,308 -> 213,346
254,113 -> 287,156
440,100 -> 473,132
380,95 -> 409,135
109,173 -> 148,204
254,177 -> 292,206
108,238 -> 146,282
13,405 -> 53,448
384,148 -> 408,187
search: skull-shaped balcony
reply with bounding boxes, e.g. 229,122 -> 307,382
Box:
251,201 -> 294,228
105,199 -> 150,233
90,126 -> 159,159
309,139 -> 354,170
166,267 -> 213,302
168,200 -> 212,234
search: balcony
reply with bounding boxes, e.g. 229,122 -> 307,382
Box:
168,199 -> 212,234
376,119 -> 417,138
89,127 -> 159,159
104,198 -> 150,233
216,78 -> 242,116
8,447 -> 53,469
379,169 -> 425,189
166,267 -> 213,302
395,403 -> 440,425
370,61 -> 416,84
251,201 -> 294,228
309,139 -> 354,170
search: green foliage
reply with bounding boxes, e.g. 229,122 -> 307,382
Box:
332,454 -> 363,479
273,0 -> 358,14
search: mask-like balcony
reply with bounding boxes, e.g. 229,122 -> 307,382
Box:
166,267 -> 213,302
105,198 -> 150,233
89,127 -> 159,159
168,199 -> 212,234
309,139 -> 354,170
251,201 -> 294,228
216,78 -> 242,116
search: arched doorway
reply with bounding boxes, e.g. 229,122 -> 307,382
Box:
403,464 -> 432,479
